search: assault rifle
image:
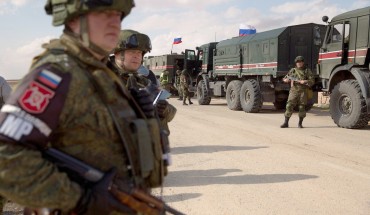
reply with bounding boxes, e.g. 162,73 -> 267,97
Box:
285,76 -> 308,87
40,148 -> 185,215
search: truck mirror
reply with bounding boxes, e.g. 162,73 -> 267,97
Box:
322,16 -> 329,23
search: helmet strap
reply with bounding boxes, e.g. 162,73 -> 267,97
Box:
80,14 -> 110,57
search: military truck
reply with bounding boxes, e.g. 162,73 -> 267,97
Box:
143,53 -> 184,85
318,6 -> 370,129
185,23 -> 325,113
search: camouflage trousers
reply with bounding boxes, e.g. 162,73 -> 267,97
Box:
181,86 -> 190,101
284,87 -> 307,118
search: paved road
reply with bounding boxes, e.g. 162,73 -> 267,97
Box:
158,97 -> 370,215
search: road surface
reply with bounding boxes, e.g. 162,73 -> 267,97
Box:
157,97 -> 370,215
3,97 -> 370,215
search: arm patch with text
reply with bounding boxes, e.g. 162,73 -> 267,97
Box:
0,64 -> 71,149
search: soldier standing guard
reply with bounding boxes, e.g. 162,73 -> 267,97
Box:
180,69 -> 193,105
175,69 -> 183,101
280,56 -> 314,128
0,0 -> 166,214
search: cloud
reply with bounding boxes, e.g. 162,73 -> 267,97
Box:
351,0 -> 370,9
0,0 -> 32,14
0,36 -> 54,80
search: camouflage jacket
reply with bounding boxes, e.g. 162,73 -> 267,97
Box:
180,74 -> 189,89
0,33 -> 147,214
108,60 -> 176,134
284,67 -> 315,90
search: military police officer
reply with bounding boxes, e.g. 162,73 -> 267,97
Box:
108,29 -> 177,134
280,56 -> 314,128
0,1 -> 165,214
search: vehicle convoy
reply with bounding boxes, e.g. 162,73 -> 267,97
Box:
318,6 -> 370,128
184,23 -> 326,113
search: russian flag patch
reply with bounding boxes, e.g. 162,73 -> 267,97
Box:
37,70 -> 62,89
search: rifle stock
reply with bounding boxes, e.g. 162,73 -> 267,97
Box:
41,148 -> 184,215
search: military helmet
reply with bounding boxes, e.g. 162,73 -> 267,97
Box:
181,69 -> 188,75
45,0 -> 135,26
114,29 -> 152,54
295,56 -> 305,62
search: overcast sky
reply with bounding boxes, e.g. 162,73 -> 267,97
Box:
0,0 -> 369,80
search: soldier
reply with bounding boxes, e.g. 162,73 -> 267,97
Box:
0,76 -> 11,215
0,1 -> 165,214
108,29 -> 176,134
180,69 -> 193,105
159,70 -> 172,92
0,76 -> 12,107
175,69 -> 183,101
280,56 -> 314,128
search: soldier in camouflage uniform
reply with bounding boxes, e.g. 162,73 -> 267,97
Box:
175,69 -> 183,100
108,29 -> 177,134
0,1 -> 166,214
0,76 -> 11,215
280,56 -> 314,128
180,69 -> 193,105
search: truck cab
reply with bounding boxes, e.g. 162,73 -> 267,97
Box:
318,6 -> 370,128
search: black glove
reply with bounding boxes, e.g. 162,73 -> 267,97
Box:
73,168 -> 134,215
130,88 -> 155,118
156,100 -> 168,119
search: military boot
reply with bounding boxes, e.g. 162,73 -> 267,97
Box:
188,99 -> 193,105
298,117 -> 304,128
280,117 -> 290,128
183,98 -> 188,105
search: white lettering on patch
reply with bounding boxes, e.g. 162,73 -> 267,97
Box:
0,115 -> 33,140
1,105 -> 51,136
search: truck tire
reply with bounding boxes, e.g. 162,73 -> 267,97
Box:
197,79 -> 211,105
330,79 -> 370,129
226,80 -> 242,110
240,79 -> 262,113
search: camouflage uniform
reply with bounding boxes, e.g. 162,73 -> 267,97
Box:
175,70 -> 183,100
281,56 -> 314,128
0,77 -> 12,107
180,70 -> 192,105
0,76 -> 11,215
0,1 -> 164,214
107,29 -> 177,134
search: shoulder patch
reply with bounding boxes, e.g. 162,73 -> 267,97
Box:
0,63 -> 71,147
19,81 -> 55,114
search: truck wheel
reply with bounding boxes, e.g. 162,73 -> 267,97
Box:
197,79 -> 211,105
226,80 -> 242,110
240,79 -> 262,113
330,79 -> 370,129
